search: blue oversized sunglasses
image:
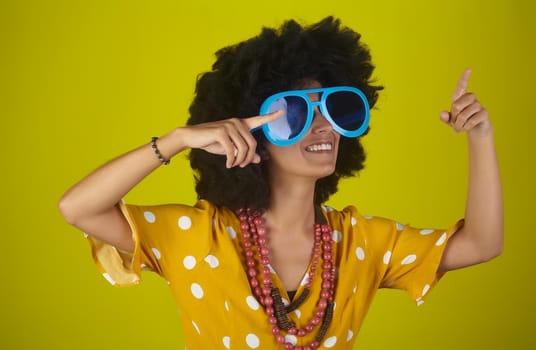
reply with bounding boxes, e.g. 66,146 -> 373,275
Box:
256,86 -> 370,146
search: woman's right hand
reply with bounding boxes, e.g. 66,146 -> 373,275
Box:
58,110 -> 283,252
178,110 -> 283,168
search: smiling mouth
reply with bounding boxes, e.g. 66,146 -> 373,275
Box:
305,143 -> 333,152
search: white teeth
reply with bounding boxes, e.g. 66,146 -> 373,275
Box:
306,143 -> 332,152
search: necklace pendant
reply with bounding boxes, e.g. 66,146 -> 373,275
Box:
285,288 -> 310,313
271,288 -> 295,330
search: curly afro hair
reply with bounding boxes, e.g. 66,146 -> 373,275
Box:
187,16 -> 382,211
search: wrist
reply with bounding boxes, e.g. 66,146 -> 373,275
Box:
155,128 -> 189,161
467,123 -> 494,143
150,137 -> 170,165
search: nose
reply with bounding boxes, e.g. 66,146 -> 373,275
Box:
311,108 -> 333,134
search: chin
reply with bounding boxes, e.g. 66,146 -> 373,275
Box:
313,165 -> 337,179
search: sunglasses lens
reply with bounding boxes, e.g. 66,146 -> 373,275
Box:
325,91 -> 367,131
265,96 -> 308,141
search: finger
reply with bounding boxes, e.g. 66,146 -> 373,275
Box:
462,109 -> 489,132
454,100 -> 482,132
452,92 -> 477,115
229,119 -> 259,167
236,120 -> 259,166
450,92 -> 476,127
244,109 -> 285,130
225,126 -> 250,167
251,153 -> 261,164
215,132 -> 238,169
207,122 -> 244,168
440,111 -> 451,124
239,133 -> 259,168
452,68 -> 472,102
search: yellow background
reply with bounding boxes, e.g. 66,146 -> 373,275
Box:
1,0 -> 534,349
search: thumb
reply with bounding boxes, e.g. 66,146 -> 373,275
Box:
440,111 -> 451,124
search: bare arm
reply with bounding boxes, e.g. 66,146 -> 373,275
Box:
58,111 -> 284,252
438,69 -> 503,272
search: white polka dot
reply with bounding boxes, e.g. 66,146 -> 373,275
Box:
282,297 -> 289,306
324,336 -> 337,348
222,336 -> 230,349
364,215 -> 373,220
183,256 -> 196,270
332,230 -> 342,243
178,216 -> 192,230
204,254 -> 220,268
102,273 -> 116,285
420,229 -> 434,235
268,264 -> 276,274
436,232 -> 447,246
401,254 -> 417,265
396,222 -> 405,231
191,283 -> 204,299
245,333 -> 260,348
422,284 -> 430,296
351,216 -> 357,225
224,300 -> 229,311
285,335 -> 297,345
192,320 -> 200,334
347,330 -> 354,341
383,251 -> 392,265
416,297 -> 425,306
151,247 -> 161,260
355,247 -> 365,260
227,226 -> 237,239
352,284 -> 357,294
294,309 -> 301,318
333,302 -> 337,310
323,205 -> 334,212
384,280 -> 396,287
246,295 -> 260,310
300,273 -> 310,286
143,211 -> 156,223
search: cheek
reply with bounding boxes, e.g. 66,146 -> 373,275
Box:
334,135 -> 341,153
265,144 -> 303,166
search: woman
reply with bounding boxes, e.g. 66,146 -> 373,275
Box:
58,17 -> 502,350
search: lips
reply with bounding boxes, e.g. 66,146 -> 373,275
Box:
305,142 -> 333,152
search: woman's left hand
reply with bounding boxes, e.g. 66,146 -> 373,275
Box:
437,68 -> 503,273
440,69 -> 493,138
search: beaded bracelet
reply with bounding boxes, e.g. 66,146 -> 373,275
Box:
150,136 -> 170,165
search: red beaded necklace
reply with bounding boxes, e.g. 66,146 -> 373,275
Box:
238,208 -> 336,350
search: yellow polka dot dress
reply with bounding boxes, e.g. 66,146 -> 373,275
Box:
87,200 -> 462,349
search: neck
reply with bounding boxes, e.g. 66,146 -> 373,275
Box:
264,176 -> 317,236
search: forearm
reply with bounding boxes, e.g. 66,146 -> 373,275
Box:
58,128 -> 187,225
463,130 -> 504,259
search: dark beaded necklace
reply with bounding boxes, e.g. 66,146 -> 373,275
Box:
238,208 -> 336,350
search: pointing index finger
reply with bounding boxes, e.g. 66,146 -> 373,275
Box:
452,68 -> 472,101
245,109 -> 285,131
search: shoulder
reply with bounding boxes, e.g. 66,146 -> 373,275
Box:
321,204 -> 397,232
121,200 -> 239,256
121,199 -> 234,232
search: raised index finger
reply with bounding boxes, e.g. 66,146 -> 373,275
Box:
244,109 -> 285,131
452,68 -> 472,101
